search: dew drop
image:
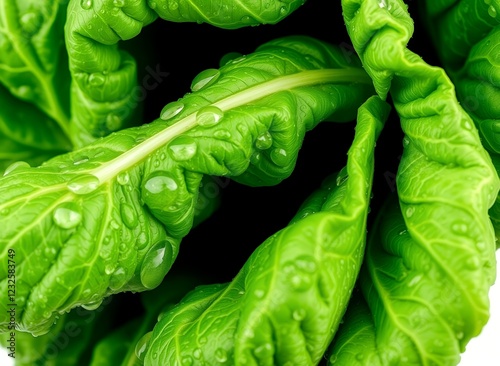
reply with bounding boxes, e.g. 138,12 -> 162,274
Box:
329,354 -> 338,364
355,353 -> 364,361
476,242 -> 486,251
191,69 -> 221,91
73,155 -> 89,165
214,348 -> 228,363
254,289 -> 265,299
67,175 -> 99,195
255,131 -> 273,150
137,232 -> 148,250
402,136 -> 410,147
16,85 -> 34,99
81,0 -> 93,10
168,136 -> 197,161
169,2 -> 179,10
106,114 -> 121,131
109,267 -> 127,291
89,73 -> 105,86
405,206 -> 415,218
283,262 -> 312,291
407,274 -> 422,287
43,247 -> 57,258
279,6 -> 287,15
135,331 -> 152,361
214,129 -> 231,140
193,348 -> 202,359
104,263 -> 116,275
140,240 -> 174,289
250,151 -> 261,164
113,0 -> 125,6
3,161 -> 30,176
292,308 -> 306,321
160,101 -> 184,120
116,171 -> 130,185
182,356 -> 193,365
451,222 -> 468,234
488,5 -> 497,17
148,0 -> 157,9
270,148 -> 288,167
466,256 -> 481,270
81,299 -> 102,311
197,106 -> 224,127
143,172 -> 178,198
53,203 -> 82,229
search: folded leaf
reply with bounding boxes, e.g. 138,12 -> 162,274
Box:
327,1 -> 499,364
0,35 -> 374,336
64,0 -> 307,146
420,0 -> 500,153
151,0 -> 306,29
142,96 -> 388,366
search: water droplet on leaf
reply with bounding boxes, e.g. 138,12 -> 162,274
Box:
255,131 -> 273,150
168,136 -> 197,161
160,101 -> 184,120
140,240 -> 174,289
135,331 -> 152,361
191,69 -> 220,91
3,161 -> 30,176
197,106 -> 224,127
81,0 -> 93,10
214,129 -> 231,140
53,203 -> 82,229
67,175 -> 99,195
116,171 -> 130,185
120,203 -> 138,229
270,148 -> 288,167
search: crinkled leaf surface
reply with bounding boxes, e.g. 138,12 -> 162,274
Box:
421,0 -> 500,153
0,35 -> 374,336
0,0 -> 72,158
142,96 -> 388,366
151,0 -> 306,29
327,1 -> 499,365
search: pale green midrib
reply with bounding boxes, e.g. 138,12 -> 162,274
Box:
1,2 -> 72,141
92,68 -> 371,183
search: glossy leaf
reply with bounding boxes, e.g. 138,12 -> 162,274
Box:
0,35 -> 374,336
142,96 -> 389,366
327,1 -> 499,364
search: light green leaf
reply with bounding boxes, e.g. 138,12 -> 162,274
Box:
142,96 -> 388,366
0,35 -> 374,336
152,0 -> 306,29
328,1 -> 499,364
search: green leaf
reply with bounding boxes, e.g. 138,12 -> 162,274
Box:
65,0 -> 158,146
0,0 -> 73,150
420,1 -> 500,153
0,83 -> 71,171
142,96 -> 388,366
0,35 -> 374,336
327,1 -> 500,364
89,274 -> 200,366
152,0 -> 307,29
0,297 -> 116,366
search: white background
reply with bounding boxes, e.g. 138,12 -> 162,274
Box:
1,251 -> 500,365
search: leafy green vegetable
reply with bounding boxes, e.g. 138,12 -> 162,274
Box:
143,95 -> 389,365
150,0 -> 306,29
0,0 -> 73,165
0,296 -> 115,366
0,35 -> 374,336
326,0 -> 499,364
420,0 -> 500,153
